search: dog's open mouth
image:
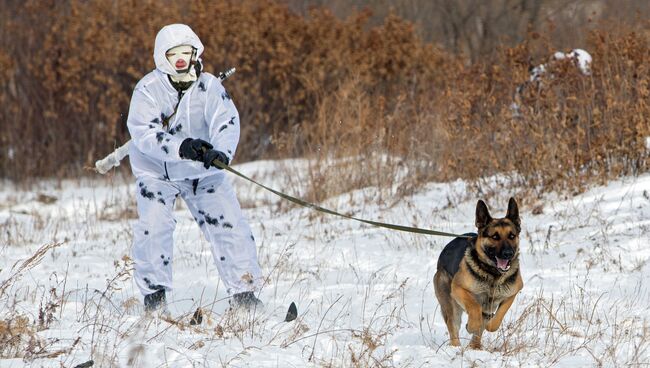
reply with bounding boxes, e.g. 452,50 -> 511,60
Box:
494,257 -> 511,272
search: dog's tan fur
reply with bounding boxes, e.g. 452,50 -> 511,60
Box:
434,198 -> 523,349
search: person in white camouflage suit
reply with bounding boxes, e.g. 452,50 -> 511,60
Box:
126,24 -> 263,312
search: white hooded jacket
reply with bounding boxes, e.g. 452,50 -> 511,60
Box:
127,24 -> 240,181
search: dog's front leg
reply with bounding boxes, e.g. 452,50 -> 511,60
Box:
450,284 -> 484,348
485,293 -> 518,332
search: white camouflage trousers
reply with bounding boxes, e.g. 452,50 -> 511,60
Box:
131,174 -> 262,296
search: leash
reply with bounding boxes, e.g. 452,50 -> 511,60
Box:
209,159 -> 470,238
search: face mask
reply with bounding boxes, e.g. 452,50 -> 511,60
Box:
166,45 -> 195,74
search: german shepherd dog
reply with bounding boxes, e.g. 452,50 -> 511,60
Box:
434,198 -> 523,349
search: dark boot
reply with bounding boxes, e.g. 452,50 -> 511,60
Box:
144,289 -> 166,312
230,291 -> 263,310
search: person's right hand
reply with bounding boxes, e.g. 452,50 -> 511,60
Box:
179,138 -> 213,161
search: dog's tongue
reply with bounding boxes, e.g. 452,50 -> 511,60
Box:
496,257 -> 510,270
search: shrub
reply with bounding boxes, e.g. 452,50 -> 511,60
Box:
0,1 -> 647,200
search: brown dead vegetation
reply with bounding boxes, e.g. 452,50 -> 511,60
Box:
0,0 -> 648,201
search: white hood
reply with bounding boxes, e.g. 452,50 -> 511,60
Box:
154,24 -> 204,76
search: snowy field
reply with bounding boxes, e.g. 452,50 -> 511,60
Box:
0,160 -> 649,367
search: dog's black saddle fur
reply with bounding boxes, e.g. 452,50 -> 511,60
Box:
437,233 -> 477,276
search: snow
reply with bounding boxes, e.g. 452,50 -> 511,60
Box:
0,161 -> 649,367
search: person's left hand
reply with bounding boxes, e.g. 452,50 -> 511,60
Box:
202,149 -> 230,169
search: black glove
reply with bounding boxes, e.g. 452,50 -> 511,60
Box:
179,138 -> 213,161
202,149 -> 230,169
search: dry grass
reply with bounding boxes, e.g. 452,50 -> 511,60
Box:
0,242 -> 62,297
0,241 -> 77,360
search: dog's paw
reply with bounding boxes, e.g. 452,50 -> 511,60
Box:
469,335 -> 482,350
485,319 -> 501,332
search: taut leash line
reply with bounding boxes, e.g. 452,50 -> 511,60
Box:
211,160 -> 470,238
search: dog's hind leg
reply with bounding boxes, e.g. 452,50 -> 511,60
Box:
434,270 -> 462,346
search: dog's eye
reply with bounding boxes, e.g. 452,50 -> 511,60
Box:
491,234 -> 500,240
508,233 -> 516,240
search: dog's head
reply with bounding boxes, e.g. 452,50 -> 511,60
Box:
474,197 -> 521,273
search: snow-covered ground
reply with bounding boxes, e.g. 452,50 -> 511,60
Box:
0,160 -> 648,367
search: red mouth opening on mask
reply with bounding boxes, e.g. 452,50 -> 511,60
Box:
175,59 -> 187,69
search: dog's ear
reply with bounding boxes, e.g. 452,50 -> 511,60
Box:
506,197 -> 520,229
475,200 -> 492,230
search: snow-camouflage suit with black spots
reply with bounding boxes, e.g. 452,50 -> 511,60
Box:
127,24 -> 262,297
